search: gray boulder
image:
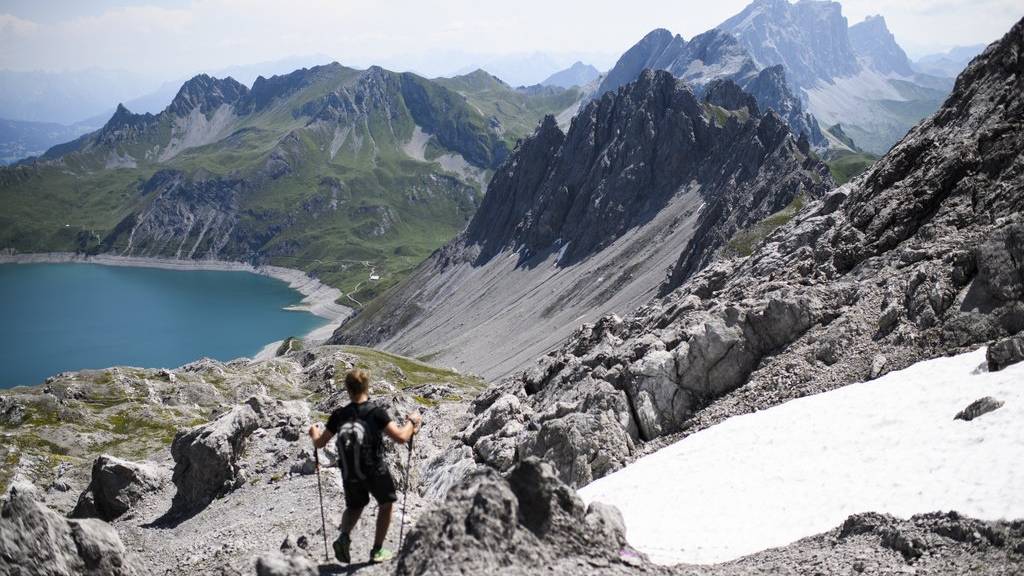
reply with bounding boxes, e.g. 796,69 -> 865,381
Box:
987,333 -> 1024,372
170,395 -> 308,513
0,396 -> 26,426
254,551 -> 317,576
396,458 -> 631,576
954,397 -> 1005,422
0,487 -> 148,575
519,381 -> 636,486
71,454 -> 164,521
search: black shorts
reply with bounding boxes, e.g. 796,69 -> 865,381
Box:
342,469 -> 397,509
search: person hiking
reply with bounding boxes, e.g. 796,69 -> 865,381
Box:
308,368 -> 422,564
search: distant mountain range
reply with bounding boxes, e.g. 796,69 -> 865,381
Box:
912,45 -> 988,78
588,0 -> 967,155
717,0 -> 956,154
0,56 -> 344,165
541,62 -> 601,88
0,64 -> 583,301
0,118 -> 95,166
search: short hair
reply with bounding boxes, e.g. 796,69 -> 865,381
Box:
344,369 -> 370,396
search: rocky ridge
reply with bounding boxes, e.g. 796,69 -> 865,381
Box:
596,28 -> 826,148
335,69 -> 832,379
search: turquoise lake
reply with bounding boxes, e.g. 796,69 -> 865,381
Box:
0,263 -> 328,388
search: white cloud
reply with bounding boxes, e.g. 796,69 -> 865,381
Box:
0,0 -> 1020,76
0,13 -> 39,37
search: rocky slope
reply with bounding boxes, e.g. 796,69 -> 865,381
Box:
4,424 -> 1021,575
334,69 -> 832,379
596,28 -> 826,148
718,0 -> 954,154
0,64 -> 579,301
415,14 -> 1024,494
0,342 -> 485,575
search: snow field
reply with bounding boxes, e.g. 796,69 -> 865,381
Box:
579,347 -> 1024,565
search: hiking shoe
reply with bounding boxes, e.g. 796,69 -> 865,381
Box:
369,547 -> 393,563
332,533 -> 351,564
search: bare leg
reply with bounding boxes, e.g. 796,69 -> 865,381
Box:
373,502 -> 393,549
340,505 -> 364,536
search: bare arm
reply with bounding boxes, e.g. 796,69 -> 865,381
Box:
308,424 -> 334,449
384,412 -> 422,444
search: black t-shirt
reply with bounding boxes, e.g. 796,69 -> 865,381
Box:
326,401 -> 392,474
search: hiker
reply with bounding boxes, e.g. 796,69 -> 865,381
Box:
308,368 -> 422,564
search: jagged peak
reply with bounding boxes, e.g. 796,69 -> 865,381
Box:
849,13 -> 895,36
704,78 -> 760,116
112,103 -> 132,118
104,102 -> 154,127
95,101 -> 158,146
848,10 -> 913,76
452,68 -> 511,90
245,62 -> 353,113
535,113 -> 562,137
641,27 -> 679,43
167,74 -> 248,117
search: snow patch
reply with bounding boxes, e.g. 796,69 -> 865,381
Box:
579,347 -> 1024,565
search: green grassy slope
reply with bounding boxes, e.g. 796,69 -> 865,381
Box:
0,64 -> 578,304
435,70 -> 582,148
826,150 -> 878,185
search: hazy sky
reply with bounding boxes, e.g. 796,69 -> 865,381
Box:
1,0 -> 1021,79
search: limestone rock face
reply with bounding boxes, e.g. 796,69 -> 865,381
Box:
396,458 -> 630,576
170,395 -> 308,513
71,454 -> 166,521
0,488 -> 148,575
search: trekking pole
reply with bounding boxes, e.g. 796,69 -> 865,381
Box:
313,446 -> 329,563
397,433 -> 415,554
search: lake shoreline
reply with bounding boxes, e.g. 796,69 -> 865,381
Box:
0,252 -> 353,360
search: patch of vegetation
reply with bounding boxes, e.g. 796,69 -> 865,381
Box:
339,345 -> 485,391
434,71 -> 581,148
726,194 -> 807,257
826,150 -> 878,185
412,395 -> 439,408
276,337 -> 304,356
10,432 -> 69,456
0,448 -> 19,495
